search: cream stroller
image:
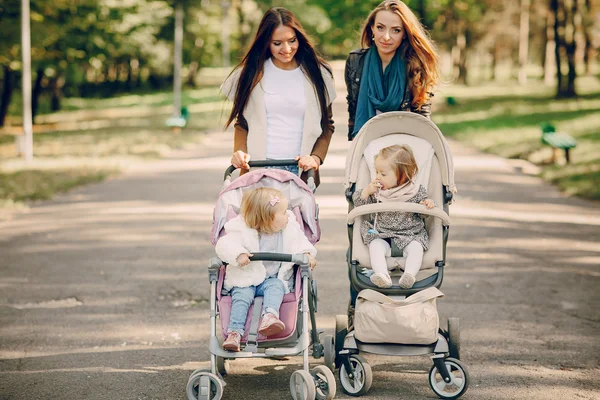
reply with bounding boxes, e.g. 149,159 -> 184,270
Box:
324,112 -> 469,399
186,162 -> 336,400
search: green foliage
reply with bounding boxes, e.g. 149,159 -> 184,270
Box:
434,77 -> 600,200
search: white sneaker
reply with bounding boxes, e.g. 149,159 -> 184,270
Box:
398,273 -> 416,289
370,273 -> 392,288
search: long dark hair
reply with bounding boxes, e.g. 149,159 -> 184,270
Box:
225,7 -> 332,133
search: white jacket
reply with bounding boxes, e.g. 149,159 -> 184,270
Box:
220,63 -> 336,160
215,210 -> 317,292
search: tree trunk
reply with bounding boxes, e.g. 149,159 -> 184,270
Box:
31,67 -> 45,124
124,59 -> 132,91
415,0 -> 427,26
551,0 -> 565,96
544,4 -> 556,85
48,72 -> 64,112
0,65 -> 14,127
237,2 -> 253,51
186,61 -> 199,87
456,30 -> 468,85
564,0 -> 577,97
581,0 -> 593,74
491,43 -> 498,81
518,0 -> 531,85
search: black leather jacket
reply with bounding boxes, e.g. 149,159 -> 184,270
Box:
344,48 -> 432,140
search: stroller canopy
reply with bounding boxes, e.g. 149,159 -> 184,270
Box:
211,169 -> 320,246
344,111 -> 455,191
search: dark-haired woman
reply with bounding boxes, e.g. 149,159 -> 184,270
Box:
221,7 -> 336,185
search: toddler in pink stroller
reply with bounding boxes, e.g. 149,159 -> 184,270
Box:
186,161 -> 336,400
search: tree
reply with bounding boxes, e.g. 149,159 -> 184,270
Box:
518,0 -> 531,84
0,1 -> 21,127
550,0 -> 578,98
432,0 -> 489,84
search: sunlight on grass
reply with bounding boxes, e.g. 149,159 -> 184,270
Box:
0,168 -> 117,202
0,111 -> 224,159
7,87 -> 222,117
0,90 -> 225,206
434,77 -> 600,200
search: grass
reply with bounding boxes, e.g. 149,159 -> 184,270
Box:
433,76 -> 600,200
6,86 -> 223,118
2,72 -> 599,207
0,168 -> 117,202
0,85 -> 228,208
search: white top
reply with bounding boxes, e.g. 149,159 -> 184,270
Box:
259,231 -> 283,278
263,57 -> 306,159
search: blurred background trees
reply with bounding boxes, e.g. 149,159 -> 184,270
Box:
0,0 -> 598,126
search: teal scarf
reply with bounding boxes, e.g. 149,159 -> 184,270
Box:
352,46 -> 407,138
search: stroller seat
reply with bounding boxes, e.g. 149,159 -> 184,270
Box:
216,266 -> 303,343
349,133 -> 447,286
332,111 -> 468,400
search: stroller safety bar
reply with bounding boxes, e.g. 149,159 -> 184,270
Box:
223,159 -> 317,192
248,252 -> 310,266
347,203 -> 451,226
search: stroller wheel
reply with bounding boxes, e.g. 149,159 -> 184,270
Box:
447,318 -> 460,360
428,357 -> 469,399
338,354 -> 372,396
311,365 -> 337,400
322,334 -> 335,372
290,369 -> 316,400
186,371 -> 224,400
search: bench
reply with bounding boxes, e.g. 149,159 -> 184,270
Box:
166,106 -> 189,133
540,123 -> 576,164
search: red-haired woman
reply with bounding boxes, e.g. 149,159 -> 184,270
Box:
345,0 -> 440,140
221,7 -> 336,186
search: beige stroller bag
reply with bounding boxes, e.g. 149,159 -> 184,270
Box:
354,287 -> 444,345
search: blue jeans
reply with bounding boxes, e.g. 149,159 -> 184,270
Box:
266,163 -> 300,175
227,277 -> 286,335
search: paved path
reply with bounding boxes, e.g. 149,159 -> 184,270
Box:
1,93 -> 599,399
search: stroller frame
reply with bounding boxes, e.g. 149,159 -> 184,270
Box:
323,112 -> 469,399
186,161 -> 336,400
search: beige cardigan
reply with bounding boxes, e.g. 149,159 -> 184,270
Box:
221,63 -> 336,182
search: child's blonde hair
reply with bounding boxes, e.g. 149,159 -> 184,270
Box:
240,187 -> 286,234
376,145 -> 418,186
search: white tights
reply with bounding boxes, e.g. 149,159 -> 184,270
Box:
368,239 -> 424,277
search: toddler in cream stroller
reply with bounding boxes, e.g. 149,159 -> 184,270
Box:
323,111 -> 469,399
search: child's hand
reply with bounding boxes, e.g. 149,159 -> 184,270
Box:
305,253 -> 317,270
236,253 -> 253,267
421,199 -> 435,209
362,180 -> 381,198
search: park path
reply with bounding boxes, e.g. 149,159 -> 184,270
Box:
1,74 -> 599,399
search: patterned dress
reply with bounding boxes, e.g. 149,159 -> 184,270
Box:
352,185 -> 430,251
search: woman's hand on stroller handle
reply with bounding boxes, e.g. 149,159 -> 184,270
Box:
231,150 -> 250,170
295,155 -> 320,171
223,158 -> 317,192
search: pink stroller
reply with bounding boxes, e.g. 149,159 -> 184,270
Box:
186,161 -> 336,400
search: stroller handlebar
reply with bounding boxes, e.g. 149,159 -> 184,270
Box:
223,159 -> 317,192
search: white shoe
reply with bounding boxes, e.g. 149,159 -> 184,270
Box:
398,273 -> 416,289
370,273 -> 392,288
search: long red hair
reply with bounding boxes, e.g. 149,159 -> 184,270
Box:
360,0 -> 439,109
